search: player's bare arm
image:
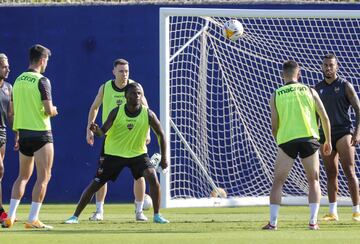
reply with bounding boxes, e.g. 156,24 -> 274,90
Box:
312,88 -> 332,155
9,100 -> 19,151
7,100 -> 14,130
140,87 -> 151,145
149,109 -> 168,170
43,100 -> 58,117
92,106 -> 119,137
269,93 -> 278,139
87,85 -> 104,126
345,82 -> 360,146
87,84 -> 104,145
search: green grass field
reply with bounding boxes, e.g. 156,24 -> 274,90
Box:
0,204 -> 359,244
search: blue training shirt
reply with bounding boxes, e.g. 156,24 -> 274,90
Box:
0,81 -> 12,130
315,76 -> 352,135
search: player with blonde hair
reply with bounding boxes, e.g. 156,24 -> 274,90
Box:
0,53 -> 13,223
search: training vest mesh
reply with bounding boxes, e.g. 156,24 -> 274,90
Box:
13,71 -> 51,131
275,83 -> 319,145
105,104 -> 149,158
102,79 -> 135,124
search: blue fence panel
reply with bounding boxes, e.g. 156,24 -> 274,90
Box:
0,3 -> 357,203
0,5 -> 162,203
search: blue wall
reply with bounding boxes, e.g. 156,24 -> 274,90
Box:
0,5 -> 164,203
0,4 -> 358,203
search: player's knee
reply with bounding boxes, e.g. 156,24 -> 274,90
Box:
145,172 -> 159,187
42,171 -> 52,183
326,169 -> 338,180
273,175 -> 287,185
92,179 -> 105,189
307,177 -> 320,186
33,177 -> 50,190
135,177 -> 145,184
35,174 -> 51,187
149,179 -> 160,189
47,173 -> 52,182
17,174 -> 31,182
309,170 -> 320,182
342,166 -> 356,178
345,172 -> 358,183
42,171 -> 51,180
40,181 -> 50,189
0,167 -> 4,179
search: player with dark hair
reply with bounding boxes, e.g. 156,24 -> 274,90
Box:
86,58 -> 149,221
263,60 -> 331,230
65,82 -> 169,224
315,54 -> 360,221
0,53 -> 13,223
2,44 -> 58,229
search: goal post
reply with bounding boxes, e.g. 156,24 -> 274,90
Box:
159,7 -> 360,208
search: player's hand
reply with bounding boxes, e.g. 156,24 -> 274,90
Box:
13,132 -> 19,151
52,106 -> 58,117
89,122 -> 99,133
86,129 -> 94,146
322,141 -> 332,156
160,157 -> 168,170
351,133 -> 360,146
13,141 -> 19,151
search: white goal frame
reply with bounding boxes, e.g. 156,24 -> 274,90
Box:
159,7 -> 359,208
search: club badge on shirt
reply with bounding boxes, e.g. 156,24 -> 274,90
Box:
127,123 -> 134,130
116,99 -> 123,106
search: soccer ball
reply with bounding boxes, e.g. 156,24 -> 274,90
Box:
210,187 -> 227,198
222,19 -> 244,41
143,194 -> 153,211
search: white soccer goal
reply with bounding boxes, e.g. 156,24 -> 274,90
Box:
159,8 -> 360,208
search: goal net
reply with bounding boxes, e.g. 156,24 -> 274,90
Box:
159,8 -> 360,208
